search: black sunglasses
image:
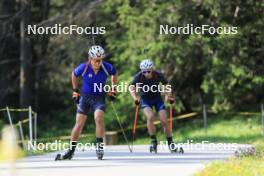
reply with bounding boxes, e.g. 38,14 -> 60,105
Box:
142,70 -> 152,74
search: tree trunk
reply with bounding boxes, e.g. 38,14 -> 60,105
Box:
20,0 -> 32,108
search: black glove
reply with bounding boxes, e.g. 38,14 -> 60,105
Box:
72,89 -> 80,104
134,99 -> 140,105
108,91 -> 117,101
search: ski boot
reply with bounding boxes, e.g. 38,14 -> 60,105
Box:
168,142 -> 184,154
149,140 -> 158,154
55,150 -> 74,161
96,142 -> 104,160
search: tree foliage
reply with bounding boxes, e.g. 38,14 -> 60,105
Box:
0,0 -> 263,132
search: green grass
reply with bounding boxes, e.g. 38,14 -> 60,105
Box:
195,156 -> 264,176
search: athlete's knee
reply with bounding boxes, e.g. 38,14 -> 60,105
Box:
147,114 -> 155,123
74,121 -> 85,131
158,110 -> 168,126
74,114 -> 86,130
160,118 -> 168,127
94,115 -> 104,125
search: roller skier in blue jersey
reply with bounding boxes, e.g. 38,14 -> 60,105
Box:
55,45 -> 117,160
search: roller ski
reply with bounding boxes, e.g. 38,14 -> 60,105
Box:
96,142 -> 104,160
168,142 -> 184,154
149,140 -> 158,154
170,146 -> 184,154
55,150 -> 74,161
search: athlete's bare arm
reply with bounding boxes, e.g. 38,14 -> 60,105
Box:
72,72 -> 79,90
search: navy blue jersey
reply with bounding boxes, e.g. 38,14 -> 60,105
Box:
131,70 -> 168,98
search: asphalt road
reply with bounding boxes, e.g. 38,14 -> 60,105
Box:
0,144 -> 244,176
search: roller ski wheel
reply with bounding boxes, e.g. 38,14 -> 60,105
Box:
149,141 -> 158,154
55,150 -> 74,161
169,145 -> 184,154
168,142 -> 184,154
179,147 -> 184,154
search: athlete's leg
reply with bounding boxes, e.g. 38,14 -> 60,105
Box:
143,107 -> 156,136
58,113 -> 87,160
158,109 -> 171,137
94,109 -> 105,138
71,113 -> 87,141
159,109 -> 178,152
67,95 -> 88,156
154,97 -> 175,149
94,109 -> 105,159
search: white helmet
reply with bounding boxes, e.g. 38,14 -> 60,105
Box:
88,45 -> 105,59
140,59 -> 154,70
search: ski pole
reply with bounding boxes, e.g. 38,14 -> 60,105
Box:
132,105 -> 140,151
110,102 -> 133,152
169,103 -> 173,131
